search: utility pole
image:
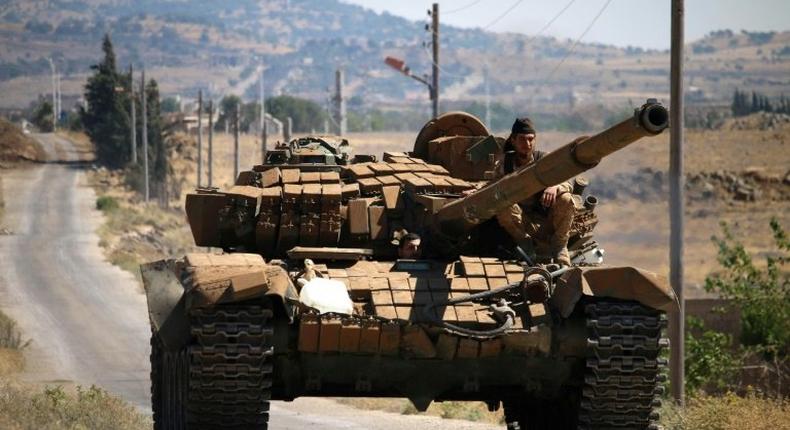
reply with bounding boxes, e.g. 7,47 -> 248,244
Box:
233,102 -> 240,182
56,72 -> 61,127
259,62 -> 267,164
430,2 -> 439,119
197,89 -> 203,187
284,117 -> 292,142
484,64 -> 491,128
208,100 -> 214,188
141,69 -> 150,203
334,69 -> 347,135
130,64 -> 137,164
669,0 -> 686,405
48,58 -> 56,132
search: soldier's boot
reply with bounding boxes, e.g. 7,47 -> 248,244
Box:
549,193 -> 575,266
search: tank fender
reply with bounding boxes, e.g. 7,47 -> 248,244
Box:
141,259 -> 190,351
552,266 -> 678,317
182,253 -> 298,321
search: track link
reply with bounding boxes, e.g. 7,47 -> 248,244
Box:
187,305 -> 274,429
579,301 -> 668,430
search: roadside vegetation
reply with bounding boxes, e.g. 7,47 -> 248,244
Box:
0,384 -> 150,430
685,218 -> 788,396
0,174 -> 149,430
92,186 -> 195,280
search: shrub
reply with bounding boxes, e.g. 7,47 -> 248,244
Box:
95,195 -> 119,212
705,219 -> 789,359
0,311 -> 24,349
685,316 -> 741,394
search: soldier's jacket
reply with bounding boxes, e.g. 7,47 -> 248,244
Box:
496,150 -> 574,213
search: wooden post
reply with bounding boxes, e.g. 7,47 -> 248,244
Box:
233,102 -> 240,182
669,0 -> 686,405
197,90 -> 203,187
431,3 -> 439,118
208,100 -> 214,188
141,69 -> 149,202
130,64 -> 137,164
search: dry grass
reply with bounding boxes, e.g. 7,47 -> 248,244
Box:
660,392 -> 790,430
337,394 -> 789,429
0,349 -> 23,377
0,383 -> 151,430
334,398 -> 504,424
0,118 -> 46,162
90,182 -> 196,281
0,310 -> 24,377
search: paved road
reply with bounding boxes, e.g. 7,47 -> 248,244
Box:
0,133 -> 501,429
0,134 -> 151,408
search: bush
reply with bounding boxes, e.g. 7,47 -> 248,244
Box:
0,311 -> 24,350
705,219 -> 789,359
685,316 -> 741,394
95,195 -> 119,212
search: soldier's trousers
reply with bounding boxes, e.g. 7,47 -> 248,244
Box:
496,192 -> 575,249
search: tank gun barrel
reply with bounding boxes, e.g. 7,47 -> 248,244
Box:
434,100 -> 669,237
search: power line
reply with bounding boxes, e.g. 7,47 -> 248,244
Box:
482,0 -> 524,30
530,0 -> 576,42
444,0 -> 483,14
542,0 -> 612,81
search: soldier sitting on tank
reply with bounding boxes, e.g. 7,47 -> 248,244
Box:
495,117 -> 575,266
397,232 -> 423,259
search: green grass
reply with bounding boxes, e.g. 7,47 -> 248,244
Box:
0,384 -> 151,430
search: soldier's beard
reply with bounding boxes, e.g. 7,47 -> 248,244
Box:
515,150 -> 533,166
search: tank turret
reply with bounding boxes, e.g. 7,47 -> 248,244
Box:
433,100 -> 669,237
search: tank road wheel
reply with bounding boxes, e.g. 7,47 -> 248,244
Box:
151,332 -> 189,430
579,300 -> 668,430
187,305 -> 274,429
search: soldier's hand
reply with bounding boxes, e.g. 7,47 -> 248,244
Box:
542,186 -> 558,207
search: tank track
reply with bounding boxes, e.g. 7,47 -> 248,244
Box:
151,330 -> 189,429
579,300 -> 669,430
187,305 -> 274,429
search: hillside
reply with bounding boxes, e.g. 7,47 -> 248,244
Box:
0,118 -> 45,162
0,0 -> 788,115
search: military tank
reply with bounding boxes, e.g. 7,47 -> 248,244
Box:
142,99 -> 676,429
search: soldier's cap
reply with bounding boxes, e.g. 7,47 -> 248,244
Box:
511,117 -> 536,135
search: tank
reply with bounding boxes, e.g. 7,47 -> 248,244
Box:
142,99 -> 676,430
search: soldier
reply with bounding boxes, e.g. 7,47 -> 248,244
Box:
495,117 -> 575,266
397,232 -> 423,259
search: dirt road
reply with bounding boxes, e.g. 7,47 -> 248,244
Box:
0,133 -> 501,429
0,134 -> 151,408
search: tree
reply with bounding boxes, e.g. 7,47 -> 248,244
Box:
82,34 -> 130,168
31,99 -> 54,132
265,95 -> 327,132
160,97 -> 180,113
146,79 -> 169,200
214,95 -> 242,132
127,79 -> 169,201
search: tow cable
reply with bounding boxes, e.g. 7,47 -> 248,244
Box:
422,266 -> 569,339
